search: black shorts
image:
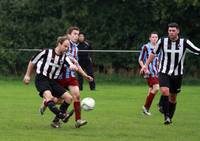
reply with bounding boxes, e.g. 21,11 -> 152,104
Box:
35,74 -> 66,98
158,73 -> 183,94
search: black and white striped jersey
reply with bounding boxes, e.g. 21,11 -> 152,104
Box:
153,37 -> 200,76
31,49 -> 66,79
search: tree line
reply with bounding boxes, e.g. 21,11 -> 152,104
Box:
0,0 -> 200,77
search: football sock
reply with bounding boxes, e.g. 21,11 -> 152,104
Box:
144,92 -> 155,110
47,100 -> 60,115
158,95 -> 165,107
162,96 -> 170,118
169,102 -> 176,119
52,116 -> 60,122
74,101 -> 81,121
60,101 -> 70,114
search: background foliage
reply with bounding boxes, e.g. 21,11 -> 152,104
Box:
0,0 -> 200,77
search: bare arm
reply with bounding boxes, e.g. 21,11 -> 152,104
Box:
77,65 -> 93,81
67,55 -> 93,81
140,53 -> 155,74
145,53 -> 155,67
66,56 -> 78,71
138,45 -> 147,71
23,61 -> 35,85
139,60 -> 145,68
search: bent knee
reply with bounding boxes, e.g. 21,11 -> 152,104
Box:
160,87 -> 169,96
152,88 -> 159,94
73,95 -> 80,101
71,92 -> 80,101
62,92 -> 73,103
43,90 -> 54,101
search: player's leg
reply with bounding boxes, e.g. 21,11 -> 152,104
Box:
50,80 -> 73,128
168,75 -> 182,120
35,75 -> 65,119
158,73 -> 171,124
169,93 -> 177,120
43,92 -> 62,128
68,85 -> 87,128
160,87 -> 171,124
39,98 -> 47,115
144,84 -> 159,114
51,95 -> 74,126
59,92 -> 72,112
143,88 -> 152,115
42,90 -> 65,119
157,95 -> 165,114
39,96 -> 62,115
143,77 -> 159,115
50,97 -> 64,128
39,78 -> 68,115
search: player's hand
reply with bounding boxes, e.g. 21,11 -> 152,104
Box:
23,75 -> 30,85
85,75 -> 93,82
69,64 -> 78,71
144,69 -> 150,75
140,65 -> 148,75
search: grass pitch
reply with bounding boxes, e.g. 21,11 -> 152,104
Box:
0,79 -> 200,141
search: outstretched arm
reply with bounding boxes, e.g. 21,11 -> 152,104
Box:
77,65 -> 93,82
67,55 -> 93,81
186,39 -> 200,55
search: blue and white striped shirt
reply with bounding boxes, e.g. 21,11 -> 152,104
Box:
65,41 -> 79,78
139,42 -> 159,77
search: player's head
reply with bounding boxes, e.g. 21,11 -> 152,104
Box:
78,32 -> 86,43
149,31 -> 158,45
56,36 -> 70,53
168,22 -> 180,41
66,26 -> 80,43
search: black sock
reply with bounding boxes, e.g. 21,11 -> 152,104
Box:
47,100 -> 60,115
52,116 -> 60,122
162,96 -> 170,118
159,95 -> 165,107
60,101 -> 70,114
169,102 -> 176,119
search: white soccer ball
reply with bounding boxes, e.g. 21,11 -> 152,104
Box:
81,97 -> 95,111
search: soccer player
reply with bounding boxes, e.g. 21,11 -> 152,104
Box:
139,32 -> 159,116
65,26 -> 89,127
77,32 -> 96,91
54,26 -> 93,128
140,22 -> 200,124
23,36 -> 77,128
39,52 -> 93,128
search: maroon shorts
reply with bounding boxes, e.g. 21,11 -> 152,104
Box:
147,76 -> 159,87
56,77 -> 79,89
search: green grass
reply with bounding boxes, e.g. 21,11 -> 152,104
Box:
0,79 -> 200,141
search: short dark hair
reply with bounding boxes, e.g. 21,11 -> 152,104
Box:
149,31 -> 158,37
168,22 -> 179,29
79,32 -> 86,36
66,26 -> 80,34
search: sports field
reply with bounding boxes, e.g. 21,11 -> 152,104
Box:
0,79 -> 200,141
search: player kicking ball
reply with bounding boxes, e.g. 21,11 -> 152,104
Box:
39,54 -> 93,128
